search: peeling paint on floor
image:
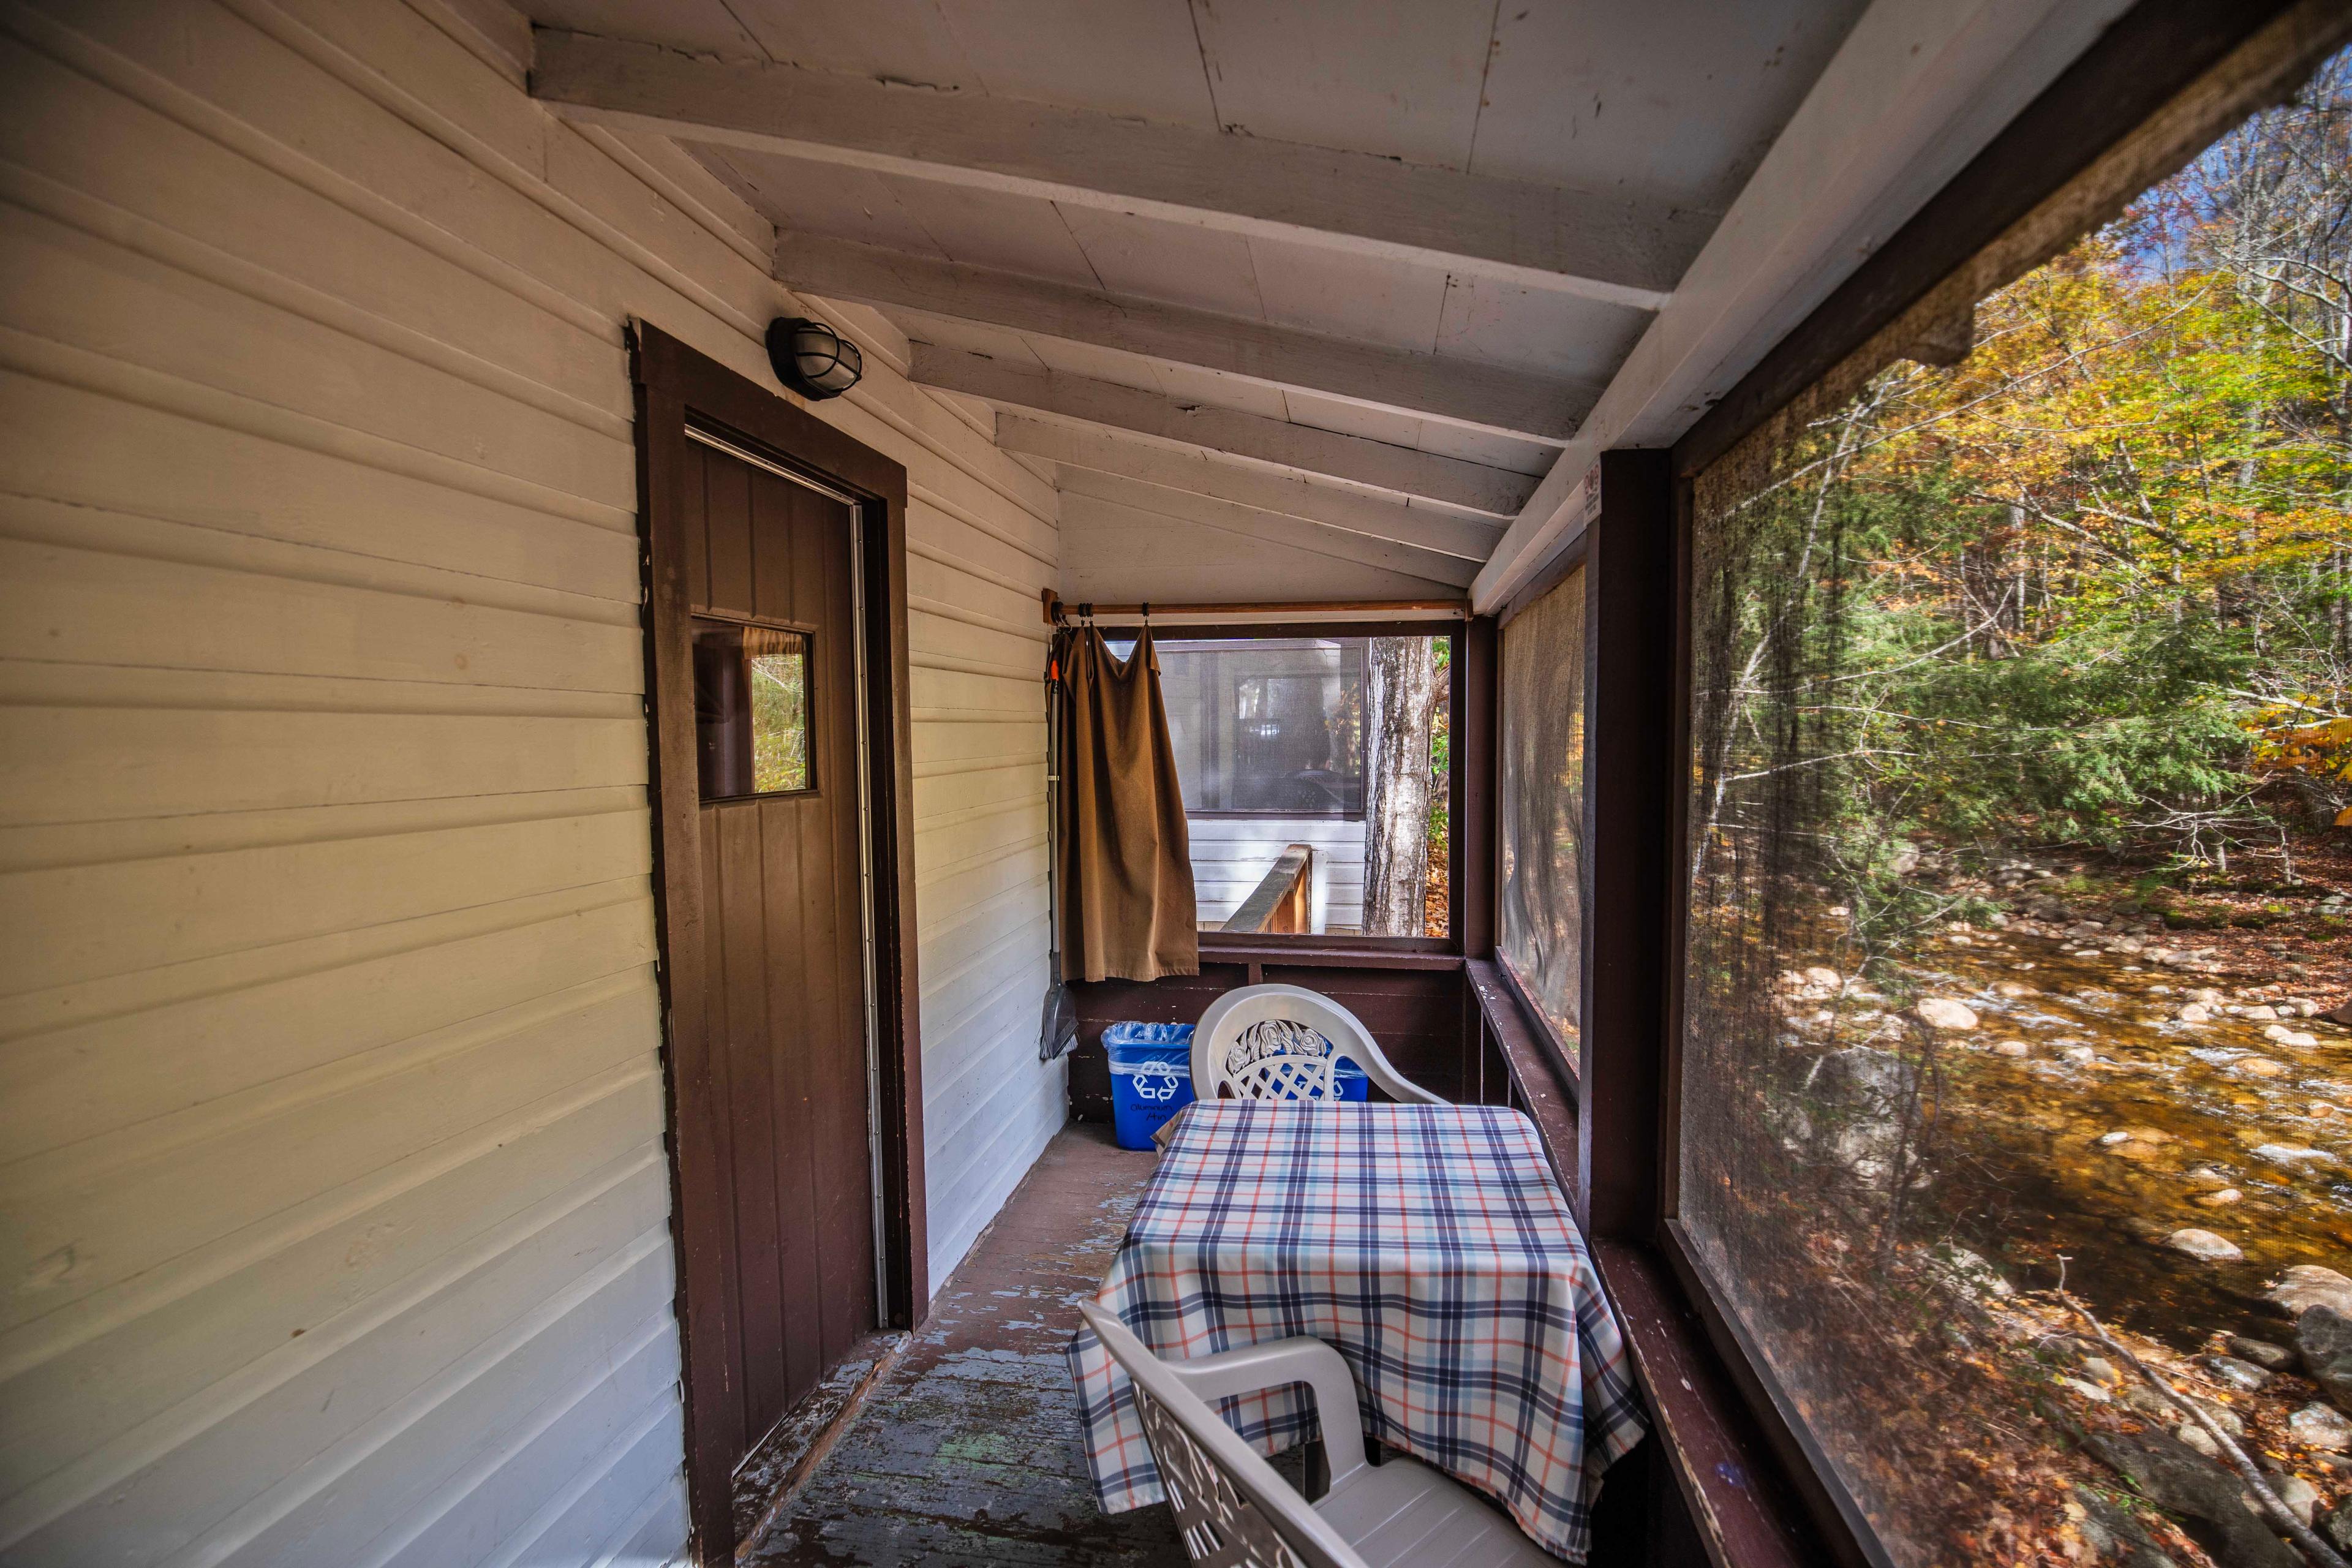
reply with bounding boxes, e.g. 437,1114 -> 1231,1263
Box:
741,1124 -> 1188,1566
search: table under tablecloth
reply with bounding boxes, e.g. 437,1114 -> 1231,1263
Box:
1067,1101 -> 1646,1562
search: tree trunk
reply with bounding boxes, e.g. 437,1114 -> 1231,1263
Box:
1363,638 -> 1440,935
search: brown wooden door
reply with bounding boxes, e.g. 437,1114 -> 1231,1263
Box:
682,436 -> 877,1464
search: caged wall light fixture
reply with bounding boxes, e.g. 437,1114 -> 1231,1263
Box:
766,317 -> 864,401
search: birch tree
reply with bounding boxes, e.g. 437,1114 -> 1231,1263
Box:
1363,638 -> 1441,935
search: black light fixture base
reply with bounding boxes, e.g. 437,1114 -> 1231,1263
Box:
766,316 -> 864,401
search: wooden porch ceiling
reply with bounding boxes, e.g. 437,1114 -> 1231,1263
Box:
522,0 -> 2136,609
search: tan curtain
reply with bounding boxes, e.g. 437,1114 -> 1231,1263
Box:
1055,625 -> 1198,982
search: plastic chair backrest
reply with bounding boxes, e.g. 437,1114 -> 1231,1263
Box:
1077,1303 -> 1366,1568
1191,984 -> 1444,1105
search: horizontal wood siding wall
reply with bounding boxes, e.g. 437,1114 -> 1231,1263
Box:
1186,818 -> 1367,932
0,1 -> 1060,1562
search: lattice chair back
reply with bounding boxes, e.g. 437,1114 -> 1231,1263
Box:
1077,1303 -> 1367,1568
1191,984 -> 1446,1106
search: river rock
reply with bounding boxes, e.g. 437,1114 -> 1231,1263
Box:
2069,1483 -> 2184,1568
1926,1242 -> 2014,1298
2268,1265 -> 2352,1319
2165,1229 -> 2244,1262
1803,965 -> 1842,990
2263,1027 -> 2319,1047
2323,1496 -> 2352,1553
2179,1003 -> 2215,1023
2192,988 -> 2228,1005
1992,980 -> 2033,998
2314,1495 -> 2352,1561
2290,1402 -> 2352,1450
1991,1039 -> 2030,1057
2226,1335 -> 2298,1371
2245,1005 -> 2281,1021
1915,997 -> 1978,1030
2198,1354 -> 2271,1392
2233,1057 -> 2288,1077
2060,1043 -> 2097,1063
1787,1047 -> 1919,1181
2327,1000 -> 2352,1027
2295,1305 -> 2352,1411
2084,1430 -> 2301,1568
2269,1471 -> 2320,1526
2187,1394 -> 2247,1438
2252,1144 -> 2332,1167
2196,1188 -> 2244,1208
2100,1130 -> 2134,1146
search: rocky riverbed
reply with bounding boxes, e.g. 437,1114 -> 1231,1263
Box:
1774,855 -> 2352,1563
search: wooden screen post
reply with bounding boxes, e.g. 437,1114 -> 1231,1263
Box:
1576,450 -> 1676,1242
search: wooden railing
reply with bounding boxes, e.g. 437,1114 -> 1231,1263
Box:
1220,843 -> 1312,934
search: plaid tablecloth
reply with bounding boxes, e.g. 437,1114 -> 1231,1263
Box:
1067,1102 -> 1645,1562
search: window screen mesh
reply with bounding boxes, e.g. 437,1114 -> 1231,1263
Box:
1497,573 -> 1586,1044
1156,639 -> 1365,816
1675,61 -> 2352,1553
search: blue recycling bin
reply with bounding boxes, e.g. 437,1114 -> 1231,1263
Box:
1104,1022 -> 1195,1150
1104,1022 -> 1371,1149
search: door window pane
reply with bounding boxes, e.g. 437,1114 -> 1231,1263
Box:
1679,58 -> 2352,1566
694,620 -> 810,799
1498,572 -> 1586,1046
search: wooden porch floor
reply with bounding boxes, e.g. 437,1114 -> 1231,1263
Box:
741,1123 -> 1188,1566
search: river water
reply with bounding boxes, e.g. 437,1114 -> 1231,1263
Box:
1893,924 -> 2352,1348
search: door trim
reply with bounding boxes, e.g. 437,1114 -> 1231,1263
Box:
629,322 -> 927,1564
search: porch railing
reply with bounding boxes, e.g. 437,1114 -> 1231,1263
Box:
1220,843 -> 1312,934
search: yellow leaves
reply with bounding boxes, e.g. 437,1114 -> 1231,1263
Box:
2247,704 -> 2352,781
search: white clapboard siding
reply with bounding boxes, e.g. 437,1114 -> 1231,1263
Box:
1186,817 -> 1370,933
0,2 -> 1061,1564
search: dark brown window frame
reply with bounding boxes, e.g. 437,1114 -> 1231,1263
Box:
630,322 -> 929,1566
1516,6 -> 2352,1566
1107,618 -> 1477,959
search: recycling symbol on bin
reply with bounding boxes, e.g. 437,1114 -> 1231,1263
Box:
1132,1071 -> 1183,1102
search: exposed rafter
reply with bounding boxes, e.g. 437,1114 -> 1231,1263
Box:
1057,470 -> 1477,590
774,234 -> 1588,443
529,28 -> 1698,307
1002,417 -> 1503,564
910,347 -> 1537,518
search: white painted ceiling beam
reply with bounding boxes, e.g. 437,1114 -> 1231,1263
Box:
529,28 -> 1696,307
911,347 -> 1536,518
1471,0 -> 2132,612
779,235 -> 1590,443
1058,472 -> 1477,590
1003,417 -> 1504,565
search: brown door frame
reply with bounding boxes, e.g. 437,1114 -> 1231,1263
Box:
630,322 -> 927,1564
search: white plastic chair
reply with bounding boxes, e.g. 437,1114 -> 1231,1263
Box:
1191,984 -> 1444,1105
1077,1301 -> 1555,1568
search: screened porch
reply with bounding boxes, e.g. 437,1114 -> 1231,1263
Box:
6,3 -> 2351,1568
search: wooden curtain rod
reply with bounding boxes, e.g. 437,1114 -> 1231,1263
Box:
1039,590 -> 1467,624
